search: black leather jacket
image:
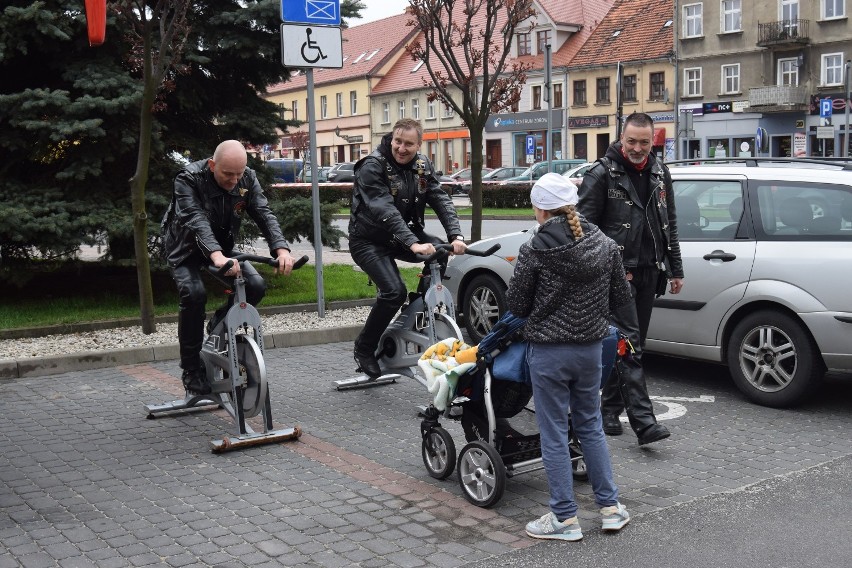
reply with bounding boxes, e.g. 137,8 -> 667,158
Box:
577,146 -> 683,279
161,158 -> 290,268
348,135 -> 462,248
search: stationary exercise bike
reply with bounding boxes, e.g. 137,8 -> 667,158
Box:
335,242 -> 500,390
145,252 -> 309,452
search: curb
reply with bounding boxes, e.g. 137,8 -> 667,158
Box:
0,325 -> 363,380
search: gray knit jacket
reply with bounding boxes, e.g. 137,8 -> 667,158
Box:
506,215 -> 632,344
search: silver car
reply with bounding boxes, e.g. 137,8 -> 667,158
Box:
445,158 -> 852,407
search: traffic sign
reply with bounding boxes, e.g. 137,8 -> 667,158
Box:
820,98 -> 832,119
526,135 -> 535,156
282,0 -> 340,25
281,24 -> 343,69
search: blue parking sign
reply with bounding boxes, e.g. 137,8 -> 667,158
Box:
282,0 -> 340,25
820,98 -> 832,119
526,135 -> 535,156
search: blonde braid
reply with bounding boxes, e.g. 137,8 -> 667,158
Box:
565,205 -> 584,240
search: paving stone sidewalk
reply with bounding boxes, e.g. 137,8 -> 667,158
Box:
2,343 -> 852,567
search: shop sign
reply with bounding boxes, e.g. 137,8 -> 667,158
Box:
567,115 -> 609,129
809,93 -> 850,115
703,102 -> 733,114
485,110 -> 563,132
732,100 -> 750,113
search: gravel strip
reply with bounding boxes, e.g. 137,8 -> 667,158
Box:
1,306 -> 371,362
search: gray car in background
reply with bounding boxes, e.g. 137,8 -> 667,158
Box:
445,158 -> 852,408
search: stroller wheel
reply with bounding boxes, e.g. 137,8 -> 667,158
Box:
569,443 -> 589,481
457,441 -> 506,508
421,427 -> 456,480
572,456 -> 589,481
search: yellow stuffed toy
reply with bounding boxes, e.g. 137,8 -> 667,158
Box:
418,338 -> 478,411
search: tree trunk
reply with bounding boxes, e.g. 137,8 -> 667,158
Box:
468,124 -> 486,242
129,33 -> 160,334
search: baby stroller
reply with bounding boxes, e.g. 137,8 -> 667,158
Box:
419,312 -> 622,508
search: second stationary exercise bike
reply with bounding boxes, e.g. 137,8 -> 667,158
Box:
145,252 -> 308,452
335,243 -> 500,390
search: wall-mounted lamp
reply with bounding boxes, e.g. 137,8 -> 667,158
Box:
795,52 -> 805,67
334,125 -> 351,142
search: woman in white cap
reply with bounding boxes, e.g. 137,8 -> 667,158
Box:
506,172 -> 633,541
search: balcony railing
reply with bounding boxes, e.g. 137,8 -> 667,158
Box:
757,19 -> 810,47
748,85 -> 809,112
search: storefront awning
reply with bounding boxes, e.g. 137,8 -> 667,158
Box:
654,128 -> 666,147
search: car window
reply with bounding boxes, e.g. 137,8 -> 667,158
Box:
754,182 -> 852,239
673,180 -> 744,240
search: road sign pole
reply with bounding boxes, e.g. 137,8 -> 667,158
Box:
306,69 -> 325,317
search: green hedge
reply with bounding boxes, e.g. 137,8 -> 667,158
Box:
270,183 -> 456,206
270,182 -> 534,209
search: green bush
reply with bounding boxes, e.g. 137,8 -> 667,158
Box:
482,183 -> 533,208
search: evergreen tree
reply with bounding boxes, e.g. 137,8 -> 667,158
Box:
0,0 -> 362,264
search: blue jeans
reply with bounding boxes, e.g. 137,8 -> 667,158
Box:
528,341 -> 619,520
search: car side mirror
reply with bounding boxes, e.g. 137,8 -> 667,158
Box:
436,171 -> 444,176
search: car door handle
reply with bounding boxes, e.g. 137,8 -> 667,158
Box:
703,251 -> 737,262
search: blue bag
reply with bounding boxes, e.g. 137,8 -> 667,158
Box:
491,340 -> 531,384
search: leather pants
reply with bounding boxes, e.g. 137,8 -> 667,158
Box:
601,267 -> 660,435
170,258 -> 266,370
349,230 -> 444,356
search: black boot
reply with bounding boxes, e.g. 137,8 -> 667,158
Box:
354,349 -> 382,379
602,413 -> 623,436
182,365 -> 211,395
638,423 -> 670,446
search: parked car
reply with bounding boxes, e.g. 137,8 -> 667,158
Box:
459,167 -> 527,192
562,162 -> 596,186
445,157 -> 852,408
265,158 -> 304,183
443,167 -> 493,195
327,161 -> 356,182
298,166 -> 331,183
501,159 -> 588,184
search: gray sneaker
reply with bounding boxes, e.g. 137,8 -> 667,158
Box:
600,503 -> 630,531
525,512 -> 583,541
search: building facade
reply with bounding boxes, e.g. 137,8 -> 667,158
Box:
676,0 -> 852,159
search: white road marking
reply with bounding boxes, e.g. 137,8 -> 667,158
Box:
615,395 -> 715,423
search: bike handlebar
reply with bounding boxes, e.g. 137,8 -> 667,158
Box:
414,242 -> 501,264
213,254 -> 310,277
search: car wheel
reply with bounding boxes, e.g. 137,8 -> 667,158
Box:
726,310 -> 824,408
462,274 -> 507,344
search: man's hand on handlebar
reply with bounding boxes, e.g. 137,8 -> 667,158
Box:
274,249 -> 296,276
410,242 -> 435,256
450,239 -> 467,256
210,251 -> 241,277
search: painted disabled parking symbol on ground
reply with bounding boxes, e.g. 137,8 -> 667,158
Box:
615,395 -> 715,423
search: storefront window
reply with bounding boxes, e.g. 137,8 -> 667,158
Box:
732,137 -> 755,158
707,138 -> 729,158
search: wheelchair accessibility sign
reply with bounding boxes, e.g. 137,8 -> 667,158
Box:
281,24 -> 343,69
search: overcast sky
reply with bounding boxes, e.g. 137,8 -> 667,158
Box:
351,0 -> 410,26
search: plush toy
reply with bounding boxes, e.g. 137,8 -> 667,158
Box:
418,338 -> 478,411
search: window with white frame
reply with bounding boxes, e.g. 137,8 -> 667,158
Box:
683,3 -> 703,37
382,102 -> 390,124
778,57 -> 799,86
823,52 -> 844,85
412,98 -> 420,119
336,93 -> 343,117
350,91 -> 357,115
781,0 -> 800,36
721,0 -> 742,32
553,83 -> 563,107
721,64 -> 740,93
443,104 -> 454,118
398,100 -> 405,119
684,67 -> 702,96
532,85 -> 542,110
320,95 -> 328,119
823,0 -> 845,18
427,99 -> 436,119
517,33 -> 531,56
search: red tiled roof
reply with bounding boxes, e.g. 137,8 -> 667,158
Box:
569,0 -> 673,68
266,12 -> 418,94
371,0 -> 615,95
